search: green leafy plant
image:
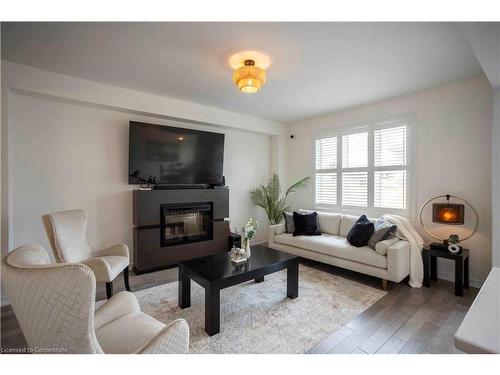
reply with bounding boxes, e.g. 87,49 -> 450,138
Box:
250,173 -> 310,225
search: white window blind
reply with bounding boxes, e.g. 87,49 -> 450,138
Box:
341,132 -> 368,207
374,126 -> 407,210
342,132 -> 368,168
314,120 -> 411,215
315,137 -> 337,169
374,170 -> 406,209
315,137 -> 338,205
316,173 -> 337,205
374,126 -> 406,167
342,172 -> 368,206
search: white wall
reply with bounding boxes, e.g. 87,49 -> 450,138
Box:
460,23 -> 500,269
1,62 -> 286,268
287,75 -> 493,286
10,93 -> 271,256
2,62 -> 494,289
493,89 -> 500,267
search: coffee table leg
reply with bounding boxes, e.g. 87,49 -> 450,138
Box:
287,262 -> 299,299
205,285 -> 220,336
178,265 -> 191,309
255,276 -> 264,283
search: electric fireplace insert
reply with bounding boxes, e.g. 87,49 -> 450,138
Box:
160,202 -> 213,247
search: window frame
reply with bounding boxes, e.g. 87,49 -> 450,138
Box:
312,114 -> 416,219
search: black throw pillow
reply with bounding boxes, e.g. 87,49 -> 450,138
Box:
347,215 -> 375,247
293,211 -> 321,237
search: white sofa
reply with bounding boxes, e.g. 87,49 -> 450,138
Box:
268,211 -> 410,289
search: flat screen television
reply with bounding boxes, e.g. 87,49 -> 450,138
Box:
128,121 -> 225,187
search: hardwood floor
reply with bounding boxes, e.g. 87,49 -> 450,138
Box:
305,259 -> 478,354
1,259 -> 477,354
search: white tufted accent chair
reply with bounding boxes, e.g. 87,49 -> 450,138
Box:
42,209 -> 130,299
2,244 -> 190,354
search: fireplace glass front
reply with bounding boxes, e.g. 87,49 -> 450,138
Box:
160,202 -> 213,247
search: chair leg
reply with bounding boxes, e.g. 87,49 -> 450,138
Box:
123,267 -> 131,292
381,279 -> 388,291
106,282 -> 113,299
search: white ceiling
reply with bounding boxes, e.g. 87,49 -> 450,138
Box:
1,22 -> 483,123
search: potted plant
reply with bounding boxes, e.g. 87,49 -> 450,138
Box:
250,173 -> 310,225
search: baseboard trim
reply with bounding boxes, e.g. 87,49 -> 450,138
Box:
437,270 -> 483,289
251,238 -> 267,245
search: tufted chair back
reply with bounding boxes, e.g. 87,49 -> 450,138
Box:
2,244 -> 103,353
42,209 -> 92,263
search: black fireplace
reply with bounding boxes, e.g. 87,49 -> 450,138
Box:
160,202 -> 213,247
133,188 -> 229,274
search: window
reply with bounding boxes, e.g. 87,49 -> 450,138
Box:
314,118 -> 412,217
341,132 -> 368,207
315,137 -> 337,205
374,126 -> 407,210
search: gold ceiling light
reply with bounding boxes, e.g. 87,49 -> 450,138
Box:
229,51 -> 271,94
233,59 -> 265,94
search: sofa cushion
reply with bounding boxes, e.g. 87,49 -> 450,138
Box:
339,214 -> 359,236
347,215 -> 375,247
339,214 -> 377,236
293,212 -> 321,236
274,233 -> 387,269
298,209 -> 342,235
316,212 -> 342,235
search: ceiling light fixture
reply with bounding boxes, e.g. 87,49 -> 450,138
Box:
229,51 -> 271,94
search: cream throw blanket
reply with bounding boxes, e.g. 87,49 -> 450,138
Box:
383,214 -> 425,288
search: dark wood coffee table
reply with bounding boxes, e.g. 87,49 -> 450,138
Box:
178,245 -> 299,336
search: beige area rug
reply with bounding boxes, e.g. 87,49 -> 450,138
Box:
134,264 -> 386,354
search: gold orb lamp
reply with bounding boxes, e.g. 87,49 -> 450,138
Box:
419,194 -> 479,253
